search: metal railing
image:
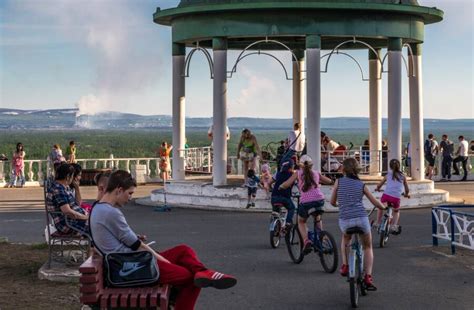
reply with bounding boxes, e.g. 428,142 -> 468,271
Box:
432,205 -> 474,254
184,146 -> 212,173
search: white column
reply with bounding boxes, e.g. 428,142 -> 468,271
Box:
212,38 -> 228,186
172,43 -> 186,181
292,50 -> 305,135
369,49 -> 382,176
387,38 -> 403,163
408,44 -> 424,180
306,35 -> 321,171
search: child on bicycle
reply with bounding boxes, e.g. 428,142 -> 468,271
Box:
271,159 -> 296,230
331,158 -> 385,290
279,155 -> 333,254
245,169 -> 260,208
375,159 -> 409,234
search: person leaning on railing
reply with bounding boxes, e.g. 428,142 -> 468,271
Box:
45,163 -> 89,235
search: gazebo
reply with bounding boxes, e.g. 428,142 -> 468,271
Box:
153,0 -> 444,186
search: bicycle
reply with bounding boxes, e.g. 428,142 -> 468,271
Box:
373,191 -> 408,248
345,226 -> 368,308
269,202 -> 288,248
285,210 -> 338,273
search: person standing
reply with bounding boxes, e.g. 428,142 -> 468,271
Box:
439,135 -> 454,181
452,135 -> 469,181
66,140 -> 77,163
6,143 -> 26,188
158,141 -> 173,183
424,134 -> 438,180
237,129 -> 261,185
286,122 -> 305,159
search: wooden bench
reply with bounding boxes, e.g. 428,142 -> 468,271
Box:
79,255 -> 171,309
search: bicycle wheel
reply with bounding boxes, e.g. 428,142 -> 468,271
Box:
350,255 -> 361,308
286,225 -> 304,264
349,277 -> 359,308
270,219 -> 282,248
318,231 -> 338,273
379,218 -> 390,248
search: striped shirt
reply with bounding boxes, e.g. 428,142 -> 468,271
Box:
337,176 -> 367,220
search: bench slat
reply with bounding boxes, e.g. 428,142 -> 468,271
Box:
120,290 -> 130,308
139,288 -> 149,308
130,291 -> 138,308
80,284 -> 100,294
80,274 -> 100,284
110,293 -> 119,308
100,295 -> 109,309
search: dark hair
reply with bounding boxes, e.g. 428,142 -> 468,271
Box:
94,171 -> 111,186
459,135 -> 464,140
161,141 -> 166,147
105,170 -> 137,193
302,161 -> 317,193
389,159 -> 403,182
69,140 -> 75,146
16,143 -> 23,152
294,123 -> 300,130
71,163 -> 82,178
342,158 -> 360,179
428,133 -> 434,139
55,163 -> 75,181
364,139 -> 369,146
247,169 -> 255,178
442,134 -> 448,139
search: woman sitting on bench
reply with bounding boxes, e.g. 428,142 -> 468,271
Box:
90,170 -> 237,310
46,163 -> 89,234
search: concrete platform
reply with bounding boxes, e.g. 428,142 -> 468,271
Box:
38,260 -> 80,283
147,176 -> 454,211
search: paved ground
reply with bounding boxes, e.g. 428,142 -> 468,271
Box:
0,183 -> 473,309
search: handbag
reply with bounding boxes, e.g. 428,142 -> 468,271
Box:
89,203 -> 160,287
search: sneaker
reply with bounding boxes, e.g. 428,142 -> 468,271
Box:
246,203 -> 251,209
339,264 -> 349,277
364,274 -> 377,291
389,225 -> 399,233
251,202 -> 255,207
194,270 -> 237,289
303,239 -> 313,255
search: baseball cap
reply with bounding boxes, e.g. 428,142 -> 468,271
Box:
299,155 -> 313,165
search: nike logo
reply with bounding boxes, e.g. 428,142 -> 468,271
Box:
119,262 -> 146,277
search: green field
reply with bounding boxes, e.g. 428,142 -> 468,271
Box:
0,128 -> 470,161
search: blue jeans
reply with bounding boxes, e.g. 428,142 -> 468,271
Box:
9,169 -> 25,186
271,196 -> 295,224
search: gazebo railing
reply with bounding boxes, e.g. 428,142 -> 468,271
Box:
0,156 -> 163,185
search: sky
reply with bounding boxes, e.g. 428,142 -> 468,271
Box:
0,0 -> 473,119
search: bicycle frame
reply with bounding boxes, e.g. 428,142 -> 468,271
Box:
379,206 -> 393,234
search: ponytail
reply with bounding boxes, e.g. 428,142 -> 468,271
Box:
389,159 -> 403,182
302,161 -> 317,192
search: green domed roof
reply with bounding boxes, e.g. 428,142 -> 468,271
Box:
154,0 -> 443,50
179,0 -> 420,7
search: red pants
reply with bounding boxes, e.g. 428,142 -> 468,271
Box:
158,244 -> 206,310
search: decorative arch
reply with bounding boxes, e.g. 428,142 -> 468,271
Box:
228,38 -> 301,80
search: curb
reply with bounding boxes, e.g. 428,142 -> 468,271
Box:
135,197 -> 465,214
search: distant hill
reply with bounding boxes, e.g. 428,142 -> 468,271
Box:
0,108 -> 472,135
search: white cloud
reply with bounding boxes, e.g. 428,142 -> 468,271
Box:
11,0 -> 165,114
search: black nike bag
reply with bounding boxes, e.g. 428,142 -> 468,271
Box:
104,251 -> 160,287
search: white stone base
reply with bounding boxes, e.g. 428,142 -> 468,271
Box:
150,177 -> 450,212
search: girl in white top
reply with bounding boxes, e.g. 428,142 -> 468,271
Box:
375,159 -> 409,233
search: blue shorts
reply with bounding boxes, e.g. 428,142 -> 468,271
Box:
338,217 -> 371,235
247,187 -> 257,196
298,200 -> 325,219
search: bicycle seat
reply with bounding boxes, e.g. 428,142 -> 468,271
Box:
345,227 -> 365,235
